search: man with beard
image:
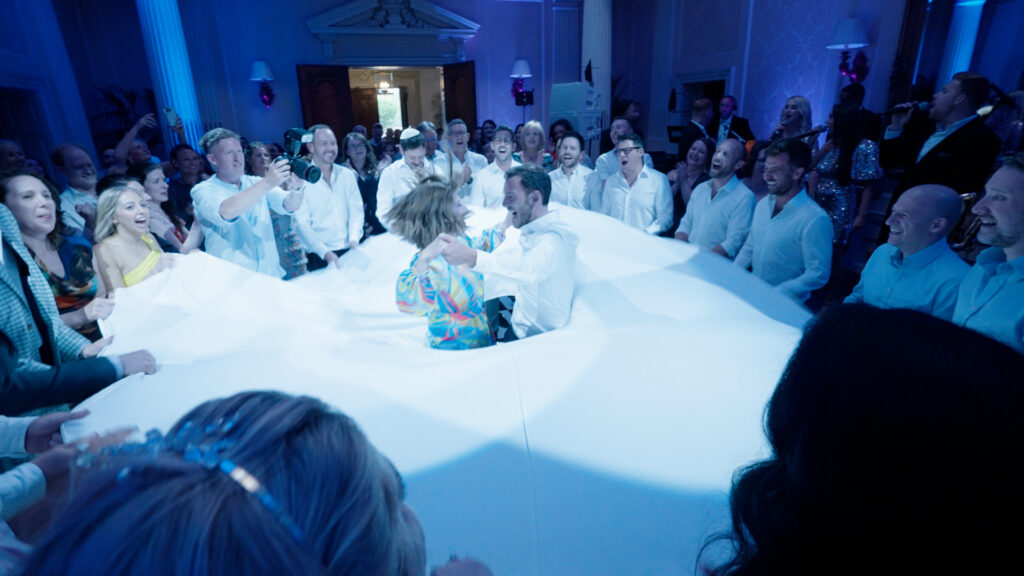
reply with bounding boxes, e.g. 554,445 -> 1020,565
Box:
469,125 -> 521,208
51,143 -> 100,236
191,128 -> 304,277
953,153 -> 1024,353
548,131 -> 593,208
377,128 -> 444,228
735,139 -> 833,303
674,138 -> 755,259
600,134 -> 672,235
439,165 -> 578,341
292,124 -> 363,271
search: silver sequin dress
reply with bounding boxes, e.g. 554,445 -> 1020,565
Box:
814,138 -> 881,246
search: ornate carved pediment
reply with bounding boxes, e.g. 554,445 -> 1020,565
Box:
306,1 -> 480,65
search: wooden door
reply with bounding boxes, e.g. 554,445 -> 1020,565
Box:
351,88 -> 380,131
443,61 -> 476,130
297,65 -> 355,138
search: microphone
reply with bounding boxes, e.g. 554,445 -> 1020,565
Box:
885,102 -> 929,114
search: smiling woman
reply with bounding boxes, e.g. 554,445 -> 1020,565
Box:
92,185 -> 172,289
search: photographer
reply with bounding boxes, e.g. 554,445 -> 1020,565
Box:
190,128 -> 304,278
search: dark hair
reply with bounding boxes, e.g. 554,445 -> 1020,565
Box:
557,130 -> 584,150
829,102 -> 866,186
838,83 -> 866,107
169,143 -> 194,163
494,125 -> 515,140
703,304 -> 1024,576
952,71 -> 991,111
618,132 -> 644,149
96,174 -> 137,194
505,164 -> 552,205
127,162 -> 184,236
0,169 -> 66,243
49,142 -> 87,168
23,391 -> 414,576
481,119 -> 496,129
720,94 -> 738,107
688,138 -> 716,172
765,138 -> 811,171
399,134 -> 424,152
739,140 -> 772,179
1002,150 -> 1024,172
549,118 -> 573,141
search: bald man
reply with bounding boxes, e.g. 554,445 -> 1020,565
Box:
674,138 -> 755,258
845,185 -> 969,320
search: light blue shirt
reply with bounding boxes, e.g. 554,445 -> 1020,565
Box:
191,174 -> 290,278
676,176 -> 755,258
845,239 -> 969,321
952,248 -> 1024,354
735,189 -> 833,302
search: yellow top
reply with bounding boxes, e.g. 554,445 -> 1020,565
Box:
122,234 -> 162,287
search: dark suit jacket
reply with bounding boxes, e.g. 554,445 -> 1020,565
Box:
1,329 -> 116,416
881,116 -> 1000,198
706,114 -> 755,143
878,116 -> 1000,244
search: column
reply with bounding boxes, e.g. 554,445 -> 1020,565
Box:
937,0 -> 986,84
134,0 -> 203,151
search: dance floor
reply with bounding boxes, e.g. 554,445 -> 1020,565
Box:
65,206 -> 809,575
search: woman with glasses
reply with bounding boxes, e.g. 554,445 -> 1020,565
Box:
343,132 -> 386,239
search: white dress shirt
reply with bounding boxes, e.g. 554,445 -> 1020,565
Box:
601,166 -> 673,234
583,150 -> 653,212
59,187 -> 98,233
434,149 -> 488,199
376,159 -> 444,228
469,160 -> 521,208
292,164 -> 364,256
735,189 -> 833,302
549,164 -> 594,208
475,211 -> 579,339
191,174 -> 291,278
676,176 -> 756,258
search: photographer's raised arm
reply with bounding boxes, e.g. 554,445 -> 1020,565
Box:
219,157 -> 291,221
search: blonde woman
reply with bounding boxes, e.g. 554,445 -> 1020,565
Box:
772,96 -> 820,153
93,185 -> 173,289
512,120 -> 555,171
387,176 -> 506,350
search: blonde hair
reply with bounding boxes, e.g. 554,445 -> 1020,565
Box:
521,120 -> 545,154
385,176 -> 466,249
781,96 -> 813,134
94,185 -> 146,242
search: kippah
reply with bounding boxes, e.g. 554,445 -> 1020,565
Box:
400,128 -> 420,140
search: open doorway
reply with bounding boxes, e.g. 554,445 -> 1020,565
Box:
348,67 -> 444,134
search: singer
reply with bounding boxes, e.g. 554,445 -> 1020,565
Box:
771,96 -> 820,154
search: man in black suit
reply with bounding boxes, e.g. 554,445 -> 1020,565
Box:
879,72 -> 1001,241
676,98 -> 714,159
706,95 -> 755,144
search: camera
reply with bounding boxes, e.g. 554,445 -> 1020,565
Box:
279,128 -> 322,184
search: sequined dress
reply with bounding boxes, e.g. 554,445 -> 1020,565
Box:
813,138 -> 881,246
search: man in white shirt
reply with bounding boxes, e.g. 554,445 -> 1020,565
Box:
845,185 -> 968,320
469,125 -> 521,208
292,124 -> 364,271
601,134 -> 673,234
51,143 -> 100,236
417,121 -> 442,163
549,130 -> 593,208
674,138 -> 755,258
735,138 -> 833,303
440,164 -> 579,340
583,117 -> 653,211
435,119 -> 488,200
376,128 -> 443,228
191,128 -> 304,277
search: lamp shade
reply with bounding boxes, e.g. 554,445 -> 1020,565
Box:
510,59 -> 532,79
250,61 -> 274,82
827,18 -> 869,50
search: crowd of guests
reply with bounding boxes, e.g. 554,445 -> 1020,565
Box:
1,67 -> 1023,573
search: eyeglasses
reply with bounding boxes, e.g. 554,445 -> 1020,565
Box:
615,146 -> 641,156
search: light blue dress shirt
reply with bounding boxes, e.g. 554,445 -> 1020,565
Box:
735,189 -> 833,302
952,247 -> 1024,354
191,174 -> 290,278
845,239 -> 969,321
676,176 -> 756,258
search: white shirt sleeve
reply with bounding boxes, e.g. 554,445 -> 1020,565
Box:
721,192 -> 756,258
342,170 -> 364,244
645,173 -> 673,235
474,235 -> 562,285
776,214 -> 833,298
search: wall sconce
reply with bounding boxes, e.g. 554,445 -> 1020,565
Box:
827,18 -> 870,83
250,61 -> 275,108
375,71 -> 394,94
510,59 -> 534,107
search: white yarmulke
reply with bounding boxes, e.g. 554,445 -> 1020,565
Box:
399,128 -> 421,140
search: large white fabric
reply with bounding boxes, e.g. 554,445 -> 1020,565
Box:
68,207 -> 809,576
